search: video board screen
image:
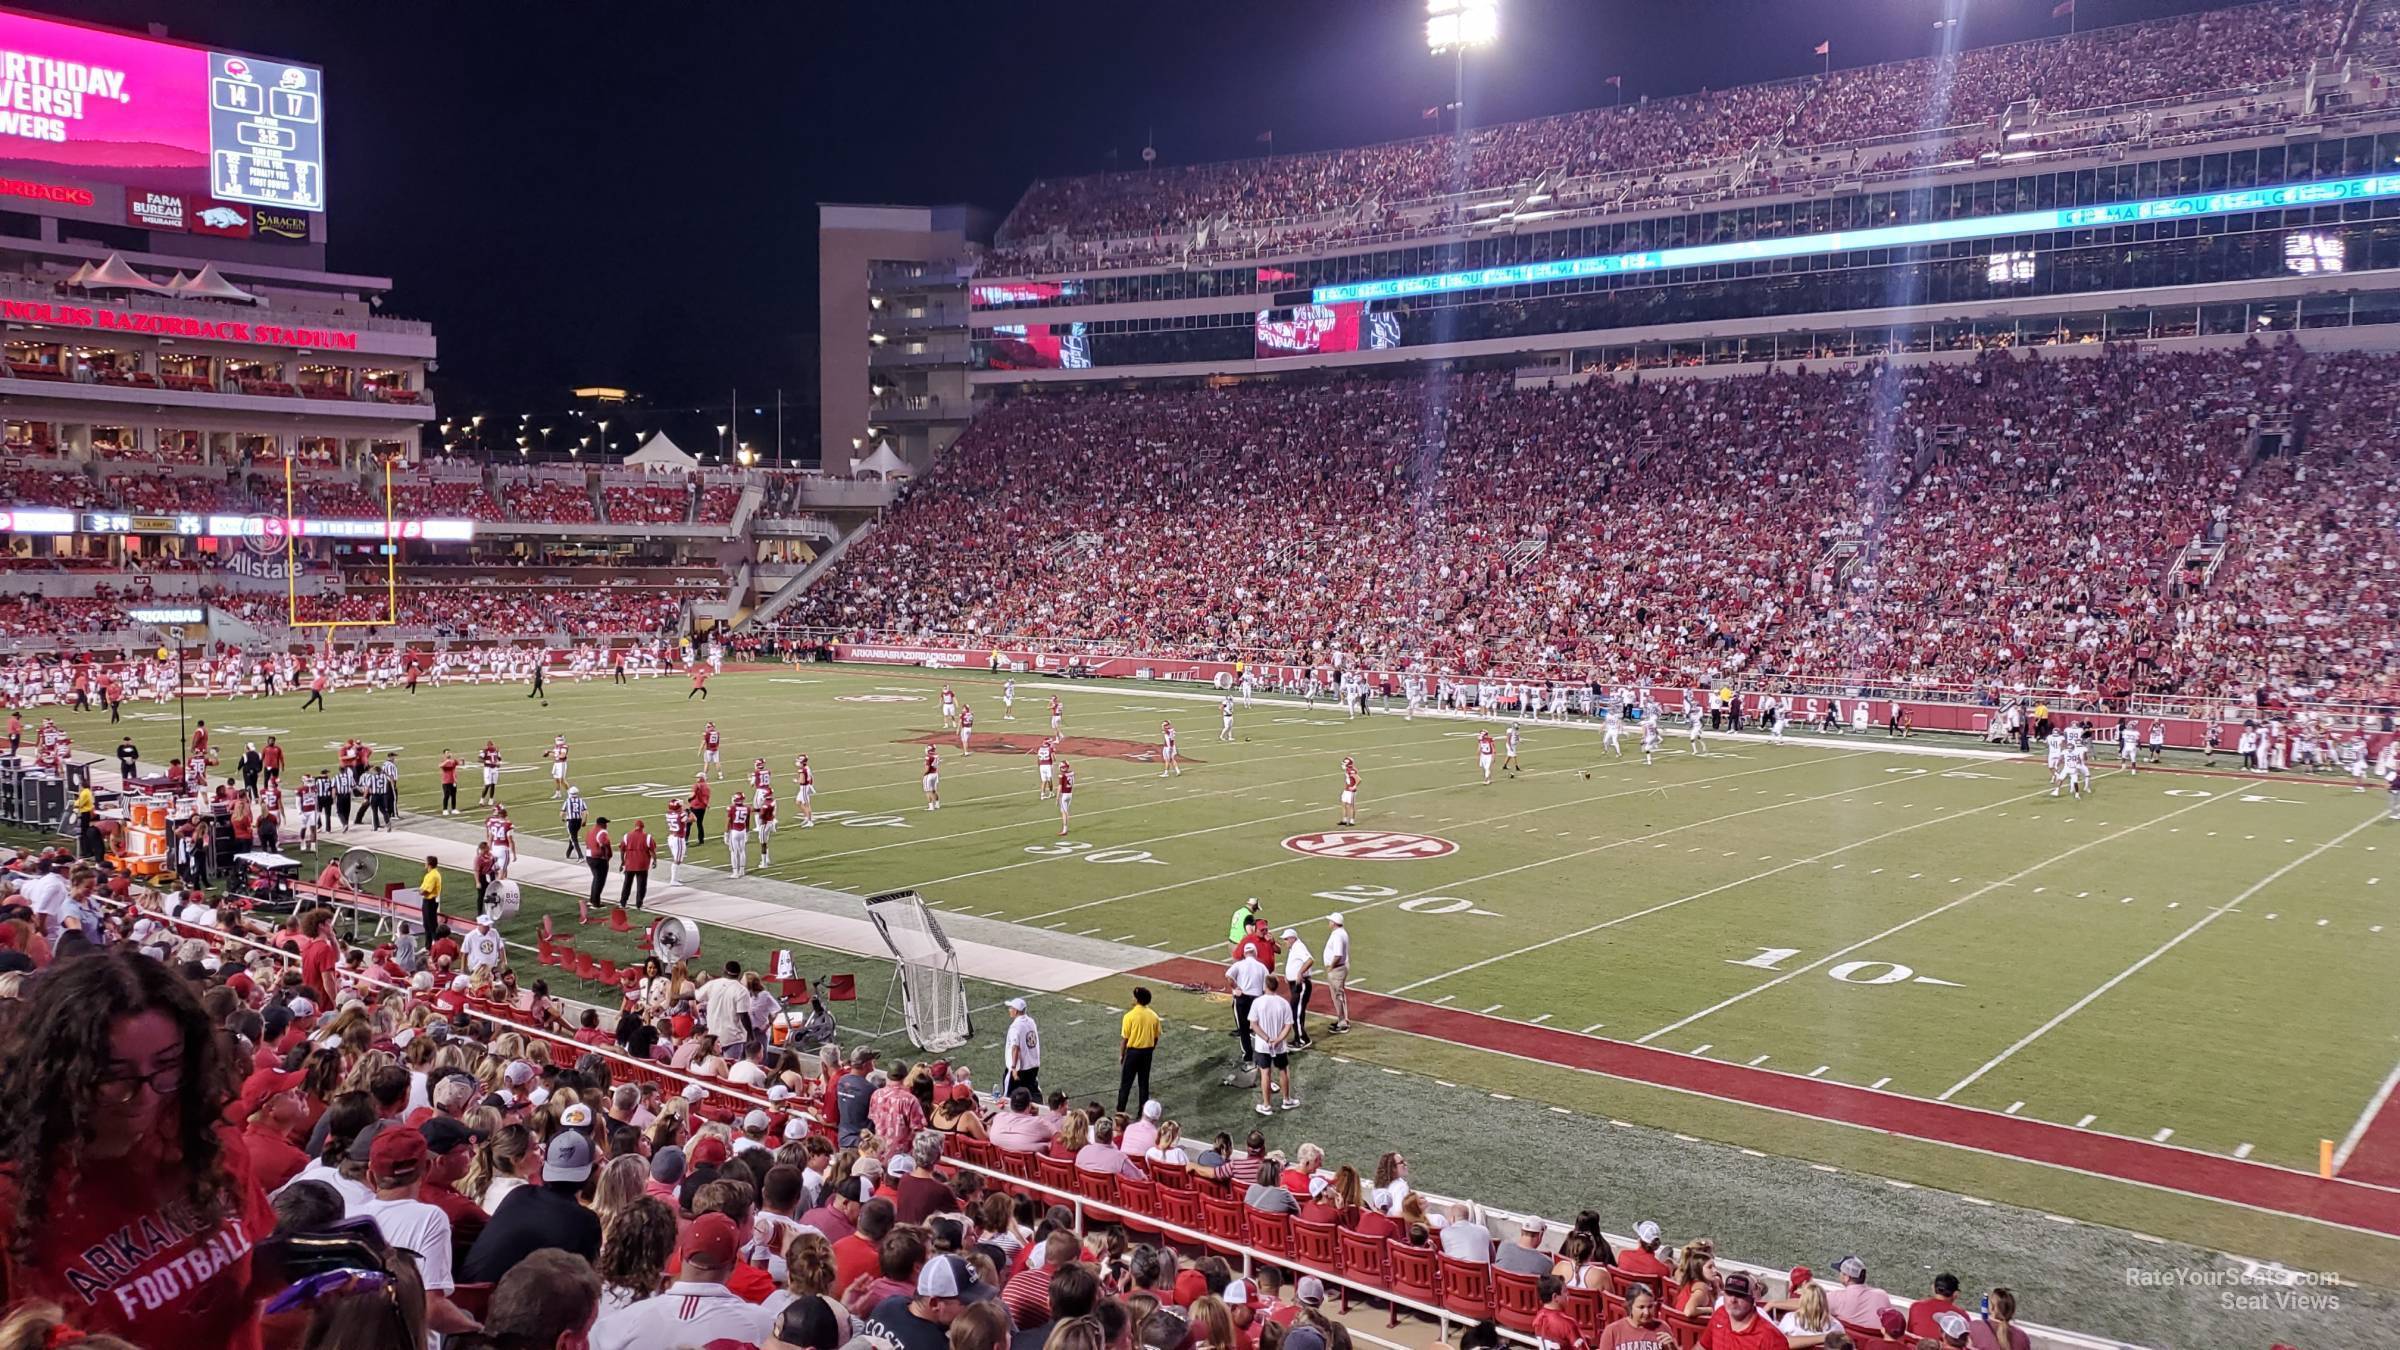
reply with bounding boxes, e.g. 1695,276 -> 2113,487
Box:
0,7 -> 324,210
1256,302 -> 1402,360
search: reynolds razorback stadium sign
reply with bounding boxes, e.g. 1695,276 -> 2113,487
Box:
0,298 -> 358,351
0,175 -> 95,207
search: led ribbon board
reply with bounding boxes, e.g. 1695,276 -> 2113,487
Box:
1312,174 -> 2400,305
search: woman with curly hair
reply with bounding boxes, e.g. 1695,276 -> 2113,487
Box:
0,950 -> 275,1347
595,1194 -> 679,1313
761,1228 -> 848,1333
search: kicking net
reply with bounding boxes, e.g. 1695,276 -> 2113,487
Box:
863,888 -> 972,1052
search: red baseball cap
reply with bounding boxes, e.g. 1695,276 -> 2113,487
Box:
368,1127 -> 429,1184
684,1212 -> 740,1267
239,1066 -> 307,1114
688,1135 -> 731,1167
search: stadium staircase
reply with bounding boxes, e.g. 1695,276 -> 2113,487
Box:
744,516 -> 878,628
1503,537 -> 1548,575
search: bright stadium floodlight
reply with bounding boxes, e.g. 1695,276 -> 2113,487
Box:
1427,0 -> 1497,54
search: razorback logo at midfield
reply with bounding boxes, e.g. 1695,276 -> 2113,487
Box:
1281,831 -> 1458,860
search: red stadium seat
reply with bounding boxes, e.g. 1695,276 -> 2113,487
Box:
1291,1219 -> 1340,1274
1439,1254 -> 1493,1322
1384,1243 -> 1440,1325
1333,1227 -> 1386,1310
1033,1154 -> 1076,1195
1199,1193 -> 1248,1247
1151,1181 -> 1200,1235
1565,1284 -> 1606,1339
1491,1268 -> 1543,1334
1244,1208 -> 1292,1260
1073,1169 -> 1117,1207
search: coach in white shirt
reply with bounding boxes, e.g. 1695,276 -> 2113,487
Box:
1003,997 -> 1043,1098
1226,949 -> 1269,1066
1323,915 -> 1351,1033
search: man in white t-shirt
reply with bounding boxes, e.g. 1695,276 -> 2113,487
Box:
1248,975 -> 1297,1117
1003,998 -> 1042,1099
698,961 -> 754,1059
591,1213 -> 772,1350
350,1126 -> 480,1341
462,913 -> 505,978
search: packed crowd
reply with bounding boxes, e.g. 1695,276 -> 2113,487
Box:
502,479 -> 601,525
0,845 -> 2038,1350
793,339 -> 2399,709
603,482 -> 694,525
993,2 -> 2343,249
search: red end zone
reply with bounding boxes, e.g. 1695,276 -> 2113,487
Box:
1134,956 -> 2400,1237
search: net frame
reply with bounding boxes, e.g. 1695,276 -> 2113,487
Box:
863,888 -> 972,1052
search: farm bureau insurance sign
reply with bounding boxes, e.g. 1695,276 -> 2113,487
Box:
1282,831 -> 1457,860
0,297 -> 357,350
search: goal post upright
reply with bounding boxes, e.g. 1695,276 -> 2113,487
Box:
285,454 -> 400,633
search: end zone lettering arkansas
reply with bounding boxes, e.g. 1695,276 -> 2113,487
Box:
0,299 -> 358,350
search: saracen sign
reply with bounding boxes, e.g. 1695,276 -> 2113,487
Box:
1281,831 -> 1458,861
0,298 -> 358,351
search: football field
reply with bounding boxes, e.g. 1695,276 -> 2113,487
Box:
62,666 -> 2400,1210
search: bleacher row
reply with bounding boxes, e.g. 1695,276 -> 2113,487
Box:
792,339 -> 2400,710
990,0 -> 2344,254
0,465 -> 747,526
138,890 -> 1954,1350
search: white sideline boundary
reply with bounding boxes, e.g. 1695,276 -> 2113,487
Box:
944,671 -> 2032,764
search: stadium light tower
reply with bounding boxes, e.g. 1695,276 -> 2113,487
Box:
1426,0 -> 1497,132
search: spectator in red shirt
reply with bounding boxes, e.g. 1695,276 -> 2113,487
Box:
1532,1274 -> 1584,1350
295,908 -> 339,1003
1906,1273 -> 1965,1341
237,1065 -> 311,1193
1700,1273 -> 1787,1350
620,819 -> 653,910
1614,1220 -> 1672,1280
833,1195 -> 894,1293
0,950 -> 275,1349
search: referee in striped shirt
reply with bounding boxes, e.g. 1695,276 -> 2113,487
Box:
1118,987 -> 1161,1114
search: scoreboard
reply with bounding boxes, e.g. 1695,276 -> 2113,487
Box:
0,7 -> 328,212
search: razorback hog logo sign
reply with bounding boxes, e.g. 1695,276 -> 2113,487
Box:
1281,831 -> 1457,860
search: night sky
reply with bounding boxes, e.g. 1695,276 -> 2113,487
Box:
28,0 -> 2251,448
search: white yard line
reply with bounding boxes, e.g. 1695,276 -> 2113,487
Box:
987,750 -> 1872,919
1939,813 -> 2382,1102
1386,776 -> 2074,996
1635,787 -> 2235,1046
2334,1057 -> 2400,1173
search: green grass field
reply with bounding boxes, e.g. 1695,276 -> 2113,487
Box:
46,664 -> 2400,1342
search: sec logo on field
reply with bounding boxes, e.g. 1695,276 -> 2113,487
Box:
1281,831 -> 1458,861
836,694 -> 924,703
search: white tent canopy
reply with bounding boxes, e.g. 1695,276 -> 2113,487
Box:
849,439 -> 911,479
62,262 -> 92,286
622,431 -> 697,469
79,253 -> 170,293
181,262 -> 258,303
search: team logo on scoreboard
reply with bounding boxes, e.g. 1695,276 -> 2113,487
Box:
243,516 -> 289,555
1280,831 -> 1458,861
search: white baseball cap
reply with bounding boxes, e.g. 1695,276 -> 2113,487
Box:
1279,928 -> 1298,940
1223,1278 -> 1252,1307
1006,997 -> 1027,1012
1327,914 -> 1344,926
